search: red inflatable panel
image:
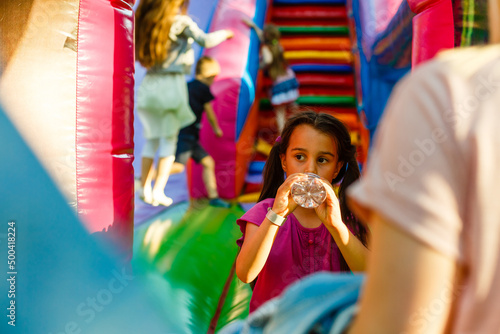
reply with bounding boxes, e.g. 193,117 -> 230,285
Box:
258,113 -> 277,129
273,5 -> 347,19
407,0 -> 454,66
296,73 -> 354,86
299,86 -> 355,97
318,109 -> 361,130
287,58 -> 352,65
315,106 -> 358,115
274,18 -> 348,26
76,0 -> 135,257
262,73 -> 354,89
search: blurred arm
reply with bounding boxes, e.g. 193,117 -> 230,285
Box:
236,221 -> 279,283
184,21 -> 232,48
204,102 -> 222,137
348,210 -> 457,334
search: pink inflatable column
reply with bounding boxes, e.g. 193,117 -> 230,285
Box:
77,0 -> 135,257
407,0 -> 454,66
191,0 -> 259,199
0,0 -> 135,259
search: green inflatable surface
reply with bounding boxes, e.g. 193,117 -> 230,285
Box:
260,96 -> 356,109
133,205 -> 251,333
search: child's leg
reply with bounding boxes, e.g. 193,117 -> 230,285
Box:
140,138 -> 160,203
170,162 -> 185,174
200,155 -> 218,199
200,155 -> 230,208
151,136 -> 177,207
275,105 -> 286,134
171,131 -> 193,175
151,156 -> 175,206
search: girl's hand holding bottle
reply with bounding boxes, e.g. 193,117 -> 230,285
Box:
284,172 -> 345,231
271,173 -> 305,219
313,177 -> 344,232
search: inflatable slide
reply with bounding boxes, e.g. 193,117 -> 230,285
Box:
238,0 -> 370,202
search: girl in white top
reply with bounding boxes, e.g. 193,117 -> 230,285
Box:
135,0 -> 232,206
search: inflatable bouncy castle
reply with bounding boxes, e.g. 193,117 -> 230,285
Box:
1,0 -> 492,333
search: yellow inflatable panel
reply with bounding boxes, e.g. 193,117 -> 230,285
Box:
284,50 -> 353,62
238,192 -> 261,203
350,132 -> 360,146
255,138 -> 272,156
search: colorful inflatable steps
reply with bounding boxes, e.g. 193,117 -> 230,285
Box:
241,0 -> 366,198
278,26 -> 350,35
281,37 -> 351,51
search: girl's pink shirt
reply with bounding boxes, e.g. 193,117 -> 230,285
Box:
237,198 -> 343,312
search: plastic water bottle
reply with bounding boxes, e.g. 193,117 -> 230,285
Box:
291,173 -> 326,208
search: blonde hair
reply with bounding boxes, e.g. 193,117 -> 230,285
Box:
263,24 -> 288,81
135,0 -> 188,69
195,56 -> 220,78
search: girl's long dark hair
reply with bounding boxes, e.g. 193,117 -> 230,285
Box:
258,111 -> 368,271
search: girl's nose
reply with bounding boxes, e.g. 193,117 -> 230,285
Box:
304,162 -> 317,175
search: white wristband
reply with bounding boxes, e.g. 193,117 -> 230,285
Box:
266,208 -> 286,227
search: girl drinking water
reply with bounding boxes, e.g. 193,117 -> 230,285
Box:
235,111 -> 369,312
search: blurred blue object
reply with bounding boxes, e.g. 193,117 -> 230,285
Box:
219,272 -> 364,334
348,0 -> 413,143
0,105 -> 179,333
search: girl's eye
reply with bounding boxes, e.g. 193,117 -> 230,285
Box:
318,157 -> 329,164
295,154 -> 305,161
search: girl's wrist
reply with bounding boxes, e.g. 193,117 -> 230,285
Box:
266,208 -> 287,227
271,206 -> 288,218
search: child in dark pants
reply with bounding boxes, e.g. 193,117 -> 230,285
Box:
174,56 -> 230,208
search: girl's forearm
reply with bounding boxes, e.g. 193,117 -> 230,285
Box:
236,221 -> 279,283
326,224 -> 368,272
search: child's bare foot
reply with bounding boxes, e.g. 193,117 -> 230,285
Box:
151,193 -> 173,207
138,186 -> 153,204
